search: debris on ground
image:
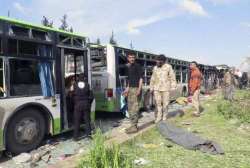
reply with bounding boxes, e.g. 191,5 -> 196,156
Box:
157,121 -> 224,155
176,97 -> 188,105
165,144 -> 173,148
1,100 -> 190,168
58,154 -> 73,161
78,148 -> 85,154
205,104 -> 210,107
238,124 -> 250,132
181,121 -> 192,125
142,143 -> 159,149
42,154 -> 52,163
229,119 -> 239,125
112,122 -> 120,127
134,158 -> 150,165
13,153 -> 32,164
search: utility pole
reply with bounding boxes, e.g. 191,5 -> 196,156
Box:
8,10 -> 10,17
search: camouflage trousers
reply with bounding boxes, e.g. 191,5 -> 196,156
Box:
224,86 -> 234,101
154,91 -> 170,119
128,87 -> 140,126
192,89 -> 200,114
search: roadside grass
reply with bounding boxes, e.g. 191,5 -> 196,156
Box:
78,129 -> 133,168
217,90 -> 250,123
121,90 -> 250,168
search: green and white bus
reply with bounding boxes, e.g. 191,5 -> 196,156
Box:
90,44 -> 190,113
0,16 -> 95,154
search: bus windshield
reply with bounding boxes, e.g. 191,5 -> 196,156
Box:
65,54 -> 84,77
90,47 -> 106,71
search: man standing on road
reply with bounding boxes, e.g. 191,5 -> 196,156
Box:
150,55 -> 177,123
241,72 -> 248,89
123,51 -> 143,134
223,68 -> 236,101
72,74 -> 94,140
188,61 -> 203,117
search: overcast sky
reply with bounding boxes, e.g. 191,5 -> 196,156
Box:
0,0 -> 250,66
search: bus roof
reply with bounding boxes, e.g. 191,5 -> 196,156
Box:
107,44 -> 190,63
0,16 -> 86,38
95,44 -> 217,68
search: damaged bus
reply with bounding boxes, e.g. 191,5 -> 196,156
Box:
0,16 -> 95,154
90,44 -> 190,113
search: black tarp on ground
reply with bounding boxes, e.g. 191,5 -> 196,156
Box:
157,121 -> 224,155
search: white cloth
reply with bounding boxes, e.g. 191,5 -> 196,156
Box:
78,82 -> 85,89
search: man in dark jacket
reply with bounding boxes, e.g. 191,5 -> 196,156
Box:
123,51 -> 143,134
240,72 -> 248,89
72,74 -> 94,140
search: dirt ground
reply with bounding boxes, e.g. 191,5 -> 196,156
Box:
0,95 -> 201,168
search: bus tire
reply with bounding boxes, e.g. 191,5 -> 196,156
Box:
5,108 -> 46,154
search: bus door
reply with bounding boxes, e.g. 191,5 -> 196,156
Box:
60,47 -> 87,129
0,57 -> 5,98
0,57 -> 6,137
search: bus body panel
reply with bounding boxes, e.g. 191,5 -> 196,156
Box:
92,71 -> 120,112
0,95 -> 61,150
0,17 -> 96,153
91,45 -> 190,113
106,44 -> 117,96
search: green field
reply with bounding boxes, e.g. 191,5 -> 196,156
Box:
121,90 -> 250,168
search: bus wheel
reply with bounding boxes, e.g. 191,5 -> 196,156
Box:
6,108 -> 46,154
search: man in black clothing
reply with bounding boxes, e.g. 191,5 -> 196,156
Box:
123,51 -> 143,134
241,72 -> 248,89
72,74 -> 94,140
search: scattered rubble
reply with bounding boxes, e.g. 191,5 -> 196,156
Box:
42,154 -> 52,163
165,144 -> 173,148
134,158 -> 150,166
58,154 -> 73,161
1,101 -> 188,168
142,143 -> 159,149
13,153 -> 32,164
78,148 -> 85,154
229,119 -> 239,125
181,121 -> 192,125
238,124 -> 250,133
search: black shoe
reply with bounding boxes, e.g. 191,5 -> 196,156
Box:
192,113 -> 201,117
81,134 -> 92,140
125,126 -> 138,134
73,136 -> 82,141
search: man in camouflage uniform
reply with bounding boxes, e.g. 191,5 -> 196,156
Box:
223,68 -> 235,101
150,55 -> 177,123
123,51 -> 143,134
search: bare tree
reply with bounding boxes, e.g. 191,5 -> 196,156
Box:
41,16 -> 53,28
87,38 -> 91,44
109,30 -> 117,45
69,27 -> 73,33
96,38 -> 101,45
59,14 -> 68,31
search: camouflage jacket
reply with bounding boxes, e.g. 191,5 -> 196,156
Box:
223,72 -> 235,87
150,64 -> 177,92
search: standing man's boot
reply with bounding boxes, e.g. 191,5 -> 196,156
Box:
125,125 -> 138,134
162,112 -> 168,121
155,110 -> 162,123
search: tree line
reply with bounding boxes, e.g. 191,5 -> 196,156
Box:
42,15 -> 119,46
